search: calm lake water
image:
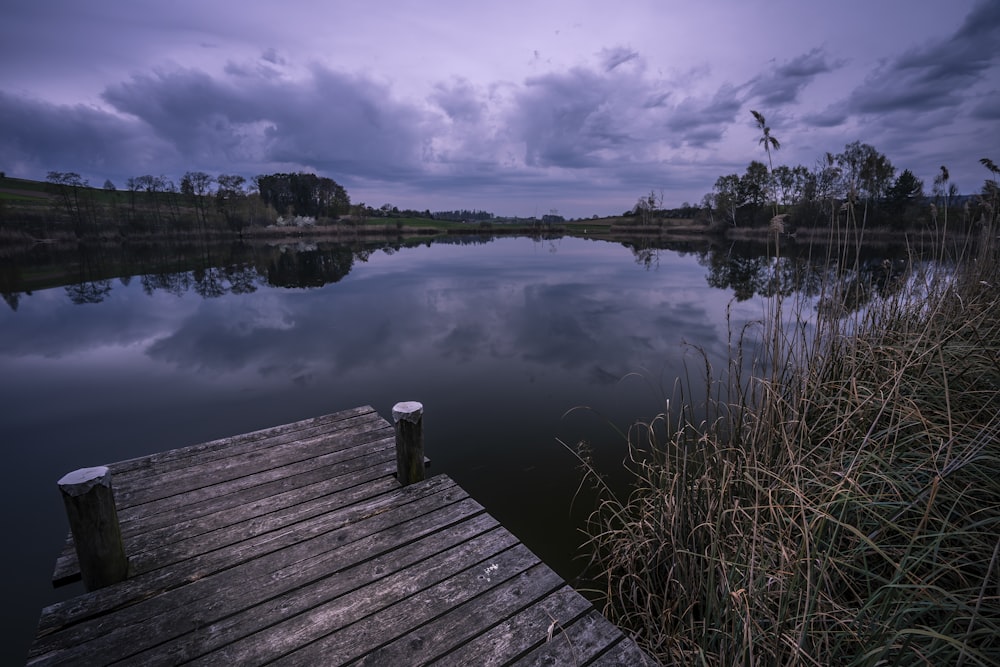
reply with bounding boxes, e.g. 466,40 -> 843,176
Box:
0,233 -> 903,661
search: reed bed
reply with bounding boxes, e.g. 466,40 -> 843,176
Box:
580,204 -> 1000,665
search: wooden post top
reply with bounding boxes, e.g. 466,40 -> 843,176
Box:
392,401 -> 423,423
58,466 -> 112,496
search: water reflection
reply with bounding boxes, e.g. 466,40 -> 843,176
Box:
0,233 -> 920,663
2,235 -> 917,312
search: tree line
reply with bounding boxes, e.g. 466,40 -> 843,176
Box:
41,170 -> 353,238
628,111 -> 999,235
702,140 -> 933,230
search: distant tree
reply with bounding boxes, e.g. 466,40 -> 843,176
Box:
713,173 -> 743,227
255,172 -> 349,218
349,201 -> 369,225
163,178 -> 184,226
180,171 -> 214,229
46,171 -> 91,235
891,169 -> 924,198
860,150 -> 895,203
807,152 -> 842,225
886,169 -> 924,226
133,175 -> 167,228
699,192 -> 720,228
103,179 -> 116,191
632,191 -> 660,225
739,161 -> 770,222
312,175 -> 350,217
125,176 -> 140,225
835,143 -> 890,201
829,142 -> 894,224
216,173 -> 247,235
769,164 -> 810,208
542,210 -> 565,225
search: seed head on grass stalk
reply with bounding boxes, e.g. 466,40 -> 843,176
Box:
581,159 -> 1000,665
751,109 -> 781,220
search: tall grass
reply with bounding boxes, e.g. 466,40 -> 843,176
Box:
579,194 -> 1000,665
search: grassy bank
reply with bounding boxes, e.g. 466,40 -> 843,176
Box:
580,205 -> 1000,664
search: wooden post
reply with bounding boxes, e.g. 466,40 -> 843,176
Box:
392,401 -> 425,486
58,466 -> 129,591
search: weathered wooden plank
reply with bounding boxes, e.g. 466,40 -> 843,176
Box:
126,517 -> 509,667
349,562 -> 566,666
33,486 -> 478,663
98,419 -> 389,518
113,421 -> 393,504
429,586 -> 593,666
588,636 -> 660,666
105,406 -> 380,477
31,512 -> 503,667
38,475 -> 466,639
121,437 -> 395,527
53,439 -> 398,584
217,540 -> 538,667
111,423 -> 393,508
116,471 -> 402,578
35,475 -> 467,637
50,412 -> 389,561
127,465 -> 397,553
52,449 -> 399,583
512,609 -> 627,666
33,405 -> 658,667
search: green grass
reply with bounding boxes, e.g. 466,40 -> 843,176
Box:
362,217 -> 458,231
0,177 -> 52,204
0,192 -> 47,202
576,199 -> 1000,665
0,176 -> 51,192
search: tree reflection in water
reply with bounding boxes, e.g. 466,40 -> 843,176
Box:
7,236 -> 936,317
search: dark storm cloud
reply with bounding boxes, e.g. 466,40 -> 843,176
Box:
1,58 -> 432,184
747,48 -> 842,106
101,68 -> 247,159
429,78 -> 486,123
514,67 -> 639,168
263,66 -> 431,177
970,91 -> 1000,120
0,91 -> 174,177
3,1 -> 997,218
803,105 -> 849,128
430,51 -> 735,181
665,85 -> 743,147
845,0 -> 1000,115
100,61 -> 432,179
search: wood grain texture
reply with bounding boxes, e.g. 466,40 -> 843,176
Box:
29,406 -> 658,666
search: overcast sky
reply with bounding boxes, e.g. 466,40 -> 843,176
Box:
2,1 -> 998,218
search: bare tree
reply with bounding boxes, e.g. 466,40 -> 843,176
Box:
181,171 -> 214,230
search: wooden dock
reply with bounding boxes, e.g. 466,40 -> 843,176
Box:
29,405 -> 657,665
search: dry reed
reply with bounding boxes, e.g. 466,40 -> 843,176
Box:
578,188 -> 1000,665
